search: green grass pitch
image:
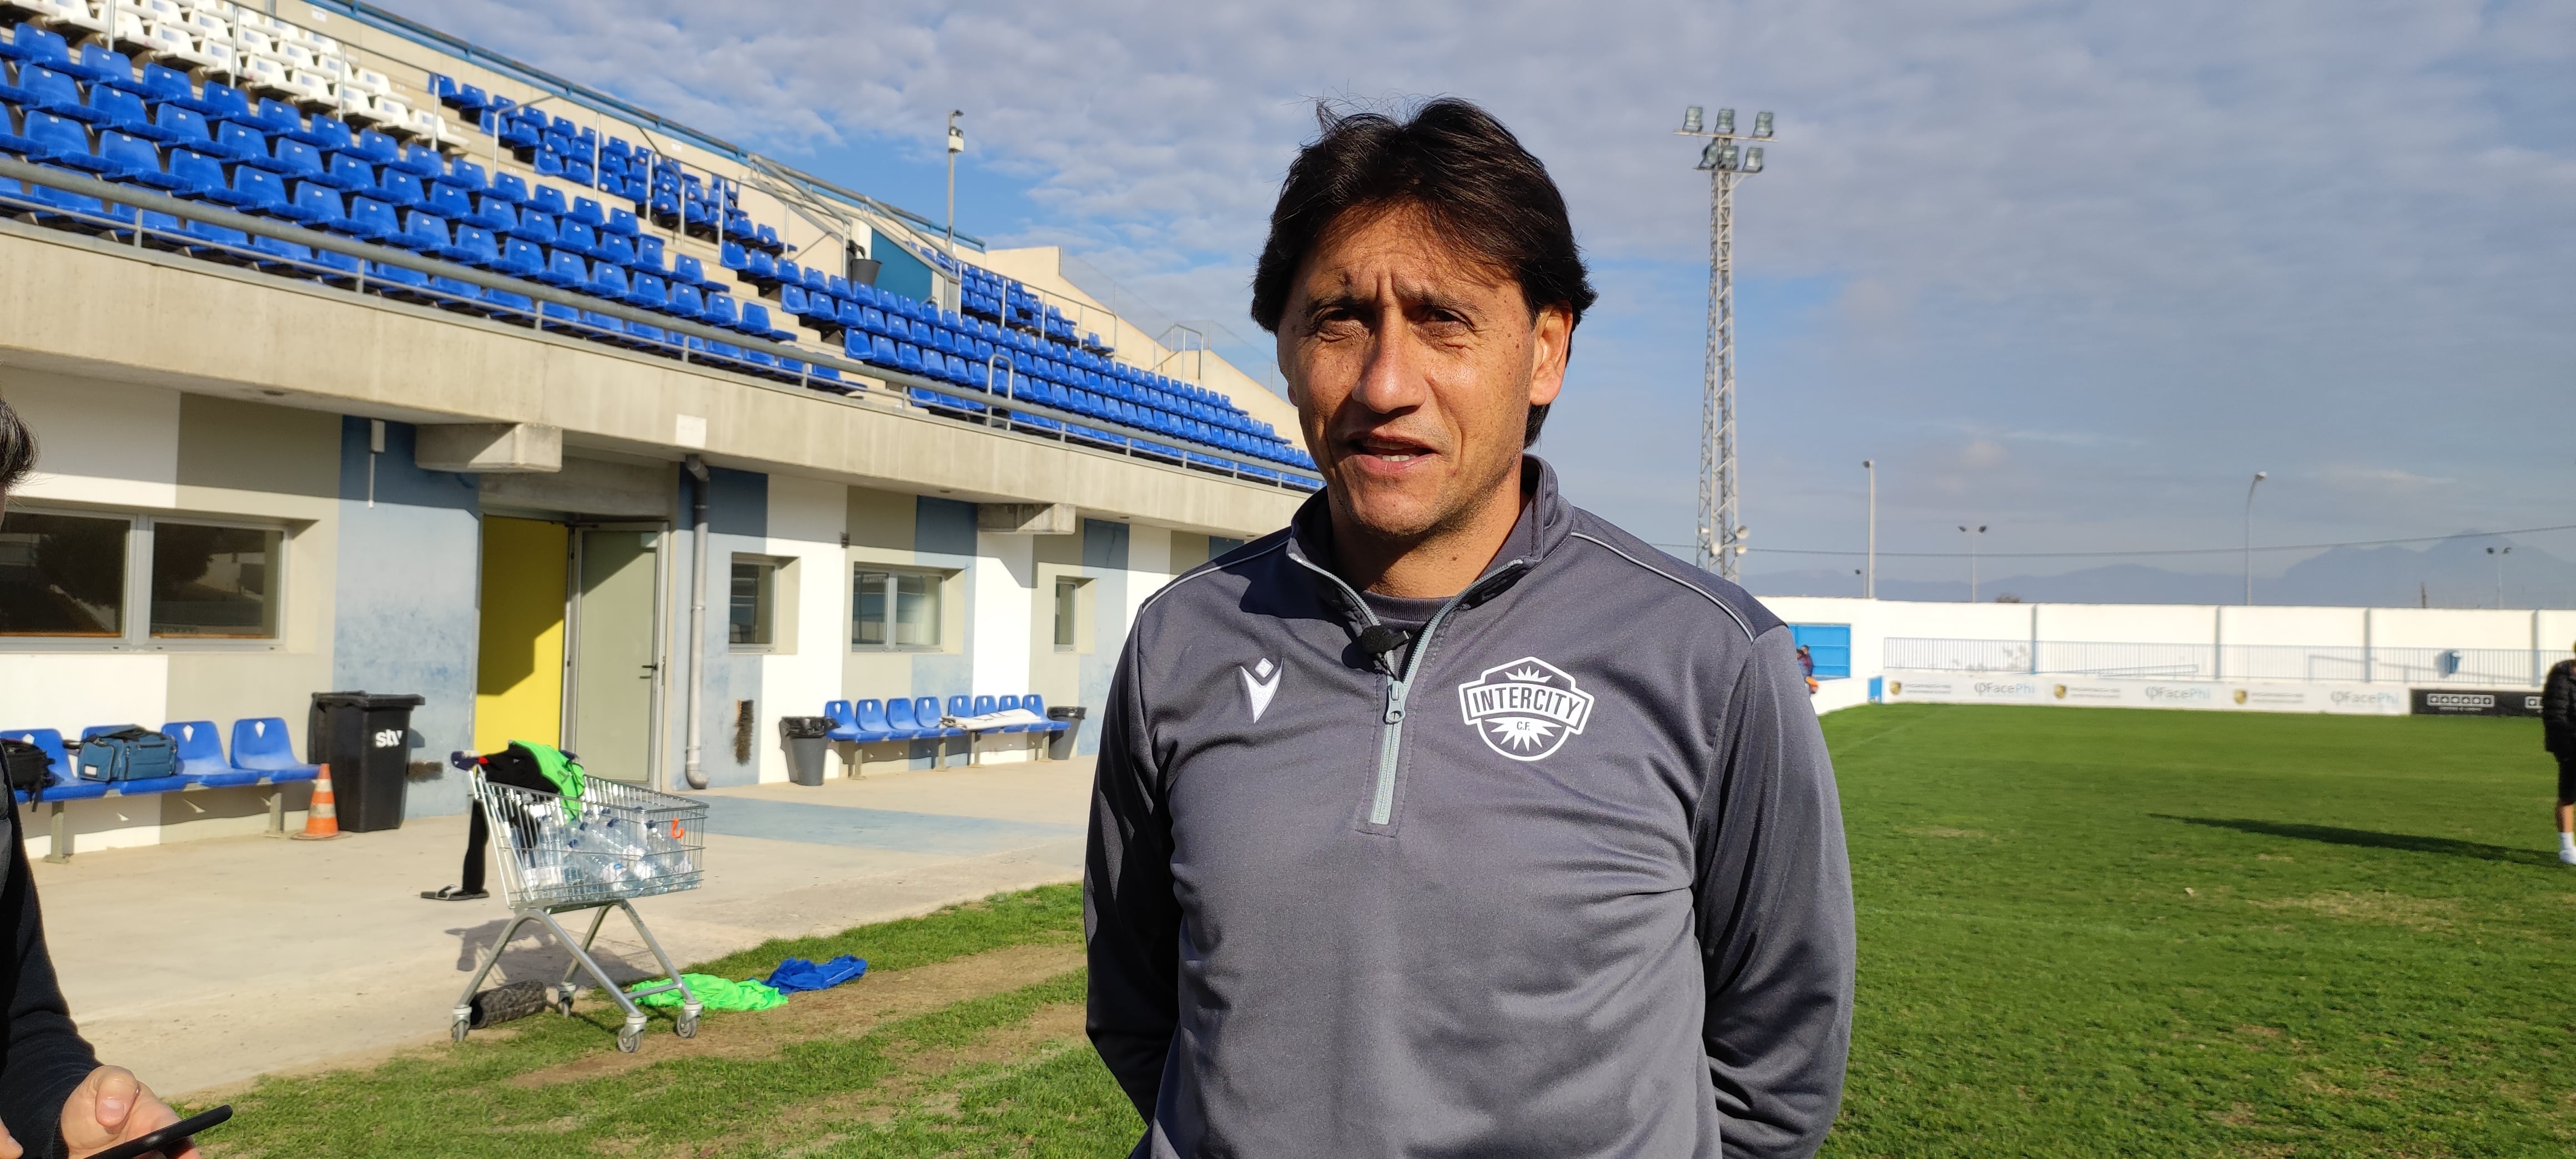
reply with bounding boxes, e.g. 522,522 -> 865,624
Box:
193,704 -> 2573,1155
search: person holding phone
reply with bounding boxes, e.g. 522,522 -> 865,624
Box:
0,397 -> 204,1159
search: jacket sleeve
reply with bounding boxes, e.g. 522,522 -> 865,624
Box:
2544,663 -> 2575,743
1694,626 -> 1855,1159
0,805 -> 102,1159
1084,631 -> 1180,1123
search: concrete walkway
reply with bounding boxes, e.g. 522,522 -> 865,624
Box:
28,759 -> 1093,1097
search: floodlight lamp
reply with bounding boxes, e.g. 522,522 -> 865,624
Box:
1715,144 -> 1740,170
1742,147 -> 1764,173
1753,111 -> 1773,139
1697,140 -> 1722,170
1683,105 -> 1704,133
1714,108 -> 1735,134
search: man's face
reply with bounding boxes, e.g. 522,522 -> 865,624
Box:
1278,203 -> 1571,544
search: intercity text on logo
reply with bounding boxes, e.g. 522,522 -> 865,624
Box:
1457,657 -> 1594,762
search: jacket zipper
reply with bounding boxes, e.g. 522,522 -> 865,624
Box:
1290,552 -> 1531,827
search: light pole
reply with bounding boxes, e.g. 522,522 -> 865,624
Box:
2242,471 -> 2267,606
1676,105 -> 1774,580
1861,459 -> 1876,599
943,110 -> 964,264
1959,525 -> 1986,602
2488,546 -> 2512,608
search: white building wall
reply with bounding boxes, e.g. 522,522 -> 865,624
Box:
1123,526 -> 1174,634
756,475 -> 850,784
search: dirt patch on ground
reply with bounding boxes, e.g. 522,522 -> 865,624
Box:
745,1000 -> 1091,1155
509,940 -> 1084,1090
2248,891 -> 2458,932
1902,826 -> 1994,840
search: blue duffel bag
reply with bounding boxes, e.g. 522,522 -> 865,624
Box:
77,728 -> 178,782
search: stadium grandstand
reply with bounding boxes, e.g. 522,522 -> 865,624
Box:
0,0 -> 1317,853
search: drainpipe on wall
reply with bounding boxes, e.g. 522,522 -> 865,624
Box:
683,455 -> 712,790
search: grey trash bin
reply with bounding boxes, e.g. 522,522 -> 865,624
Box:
780,716 -> 832,785
1045,706 -> 1086,760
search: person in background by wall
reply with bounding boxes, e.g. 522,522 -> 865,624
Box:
0,396 -> 205,1159
2544,643 -> 2576,865
1797,645 -> 1818,696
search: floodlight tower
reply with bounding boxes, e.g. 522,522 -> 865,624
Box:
1676,106 -> 1774,580
944,110 -> 964,263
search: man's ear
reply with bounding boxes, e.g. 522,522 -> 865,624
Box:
1527,304 -> 1573,408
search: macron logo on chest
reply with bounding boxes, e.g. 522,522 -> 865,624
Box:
1240,658 -> 1281,722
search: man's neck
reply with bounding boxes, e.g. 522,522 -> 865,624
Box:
1327,466 -> 1529,599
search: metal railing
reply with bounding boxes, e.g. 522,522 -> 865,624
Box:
0,157 -> 1319,491
1886,636 -> 2552,686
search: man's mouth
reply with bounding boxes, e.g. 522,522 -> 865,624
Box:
1347,435 -> 1435,466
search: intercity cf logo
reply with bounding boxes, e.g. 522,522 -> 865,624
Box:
1456,657 -> 1594,762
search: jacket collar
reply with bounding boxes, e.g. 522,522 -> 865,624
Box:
1281,455 -> 1576,603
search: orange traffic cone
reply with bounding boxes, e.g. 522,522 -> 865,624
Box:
292,763 -> 345,841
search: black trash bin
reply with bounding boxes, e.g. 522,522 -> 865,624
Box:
780,716 -> 832,786
308,692 -> 426,833
1045,706 -> 1086,761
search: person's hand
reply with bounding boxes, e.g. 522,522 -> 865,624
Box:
0,1118 -> 22,1159
60,1066 -> 197,1159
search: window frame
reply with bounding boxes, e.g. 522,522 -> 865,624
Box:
727,555 -> 779,653
849,565 -> 949,653
0,503 -> 289,653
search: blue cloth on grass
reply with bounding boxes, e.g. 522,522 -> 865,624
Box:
766,954 -> 868,994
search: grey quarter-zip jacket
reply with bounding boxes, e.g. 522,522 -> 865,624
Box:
1086,457 -> 1854,1159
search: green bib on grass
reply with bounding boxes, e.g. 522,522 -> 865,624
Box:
628,974 -> 787,1012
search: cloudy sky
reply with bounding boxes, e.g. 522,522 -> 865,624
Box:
394,0 -> 2576,591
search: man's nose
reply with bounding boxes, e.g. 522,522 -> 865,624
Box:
1349,310 -> 1427,415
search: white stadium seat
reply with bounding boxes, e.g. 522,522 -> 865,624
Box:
266,41 -> 314,70
29,0 -> 107,35
339,89 -> 396,125
232,8 -> 276,32
139,21 -> 220,68
278,68 -> 333,104
230,25 -> 274,58
343,66 -> 390,97
236,54 -> 289,94
124,0 -> 185,22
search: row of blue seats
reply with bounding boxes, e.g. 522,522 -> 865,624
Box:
0,51 -> 1320,478
2,718 -> 320,803
819,694 -> 1070,745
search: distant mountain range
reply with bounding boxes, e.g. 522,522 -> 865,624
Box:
1744,533 -> 2574,608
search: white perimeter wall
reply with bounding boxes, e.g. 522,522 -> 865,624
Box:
756,475 -> 852,783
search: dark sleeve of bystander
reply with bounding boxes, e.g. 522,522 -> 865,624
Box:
1083,634 -> 1180,1125
0,801 -> 103,1159
1694,627 -> 1856,1159
2544,661 -> 2576,753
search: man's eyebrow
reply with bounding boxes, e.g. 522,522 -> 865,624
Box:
1300,285 -> 1486,318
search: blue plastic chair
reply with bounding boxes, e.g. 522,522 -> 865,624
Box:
1,729 -> 108,802
920,697 -> 968,740
507,209 -> 556,246
330,195 -> 398,240
376,169 -> 426,210
393,209 -> 447,252
163,720 -> 264,787
230,717 -> 319,782
537,248 -> 586,289
437,223 -> 499,268
663,283 -> 704,320
852,699 -> 904,742
882,696 -> 926,739
1022,694 -> 1070,734
278,181 -> 342,226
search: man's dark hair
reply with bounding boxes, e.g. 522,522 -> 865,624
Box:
1251,98 -> 1596,446
0,396 -> 32,498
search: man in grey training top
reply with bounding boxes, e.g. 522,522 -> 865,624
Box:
1085,99 -> 1854,1158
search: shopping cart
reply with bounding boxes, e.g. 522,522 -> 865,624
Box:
450,772 -> 707,1052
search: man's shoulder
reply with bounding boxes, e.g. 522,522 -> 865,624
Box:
1551,508 -> 1785,646
1134,526 -> 1296,629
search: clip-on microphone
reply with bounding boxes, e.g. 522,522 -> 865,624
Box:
1356,625 -> 1412,669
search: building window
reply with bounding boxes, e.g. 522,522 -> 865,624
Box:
1053,577 -> 1084,651
853,567 -> 942,651
729,557 -> 776,649
0,511 -> 128,637
149,522 -> 280,639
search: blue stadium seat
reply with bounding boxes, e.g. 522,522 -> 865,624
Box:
331,195 -> 399,241
252,137 -> 323,182
393,209 -> 447,252
537,248 -> 587,288
194,80 -> 251,124
230,718 -> 319,782
276,180 -> 341,225
164,149 -> 225,199
699,291 -> 738,329
164,720 -> 264,787
587,260 -> 627,301
489,172 -> 531,205
739,301 -> 789,341
881,697 -> 929,741
506,208 -> 556,246
64,44 -> 139,92
204,119 -> 265,163
285,113 -> 350,153
557,217 -> 598,258
664,282 -> 704,319
482,286 -> 534,319
437,223 -> 499,268
315,150 -> 373,193
24,111 -> 109,173
924,697 -> 969,740
375,169 -> 425,210
622,270 -> 667,310
209,165 -> 286,213
244,233 -> 311,271
463,192 -> 514,233
85,84 -> 148,135
20,65 -> 98,123
632,234 -> 666,274
603,206 -> 637,237
348,128 -> 399,165
391,142 -> 444,179
595,232 -> 633,268
530,183 -> 568,218
495,237 -> 544,278
245,98 -> 300,138
368,260 -> 430,295
97,131 -> 182,188
419,180 -> 471,219
567,195 -> 604,228
139,65 -> 200,113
